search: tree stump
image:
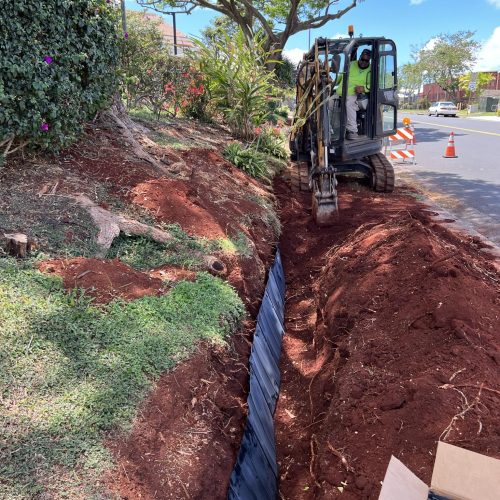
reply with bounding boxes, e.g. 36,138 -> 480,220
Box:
2,233 -> 35,258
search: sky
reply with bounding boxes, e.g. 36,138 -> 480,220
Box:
125,0 -> 500,71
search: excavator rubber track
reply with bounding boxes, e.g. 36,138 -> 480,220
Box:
289,161 -> 310,192
369,153 -> 395,193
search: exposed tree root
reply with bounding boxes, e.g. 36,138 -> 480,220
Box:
101,102 -> 188,177
71,194 -> 174,257
70,194 -> 226,275
102,108 -> 171,175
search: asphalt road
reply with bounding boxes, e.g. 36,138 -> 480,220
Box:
392,113 -> 500,246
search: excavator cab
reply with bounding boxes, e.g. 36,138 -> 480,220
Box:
290,32 -> 398,225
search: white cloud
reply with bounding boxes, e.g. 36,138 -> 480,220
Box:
410,0 -> 426,5
423,38 -> 438,51
487,0 -> 500,8
283,48 -> 306,65
474,26 -> 500,71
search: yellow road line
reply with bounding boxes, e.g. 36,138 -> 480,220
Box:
411,120 -> 500,137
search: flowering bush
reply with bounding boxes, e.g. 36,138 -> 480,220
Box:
119,12 -> 210,120
0,0 -> 119,160
253,124 -> 288,160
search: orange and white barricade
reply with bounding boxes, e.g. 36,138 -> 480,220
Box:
385,125 -> 416,165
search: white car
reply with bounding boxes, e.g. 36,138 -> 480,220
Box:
428,101 -> 458,117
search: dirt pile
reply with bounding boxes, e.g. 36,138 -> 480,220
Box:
275,178 -> 500,499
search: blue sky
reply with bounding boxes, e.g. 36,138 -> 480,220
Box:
125,0 -> 500,70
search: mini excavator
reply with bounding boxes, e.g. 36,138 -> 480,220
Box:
289,26 -> 398,225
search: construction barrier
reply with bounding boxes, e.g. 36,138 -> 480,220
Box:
228,249 -> 285,500
385,125 -> 416,165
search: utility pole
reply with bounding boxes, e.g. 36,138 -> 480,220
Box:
170,12 -> 178,55
120,0 -> 127,38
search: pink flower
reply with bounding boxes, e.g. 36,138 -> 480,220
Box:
41,122 -> 49,131
254,127 -> 262,135
272,127 -> 280,135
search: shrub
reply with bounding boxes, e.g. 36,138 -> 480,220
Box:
0,0 -> 119,160
119,12 -> 210,120
190,30 -> 278,138
254,126 -> 288,160
223,142 -> 269,179
118,11 -> 165,110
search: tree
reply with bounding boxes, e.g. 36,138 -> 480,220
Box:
458,72 -> 494,101
136,0 -> 362,57
201,15 -> 238,46
397,62 -> 424,107
413,31 -> 480,101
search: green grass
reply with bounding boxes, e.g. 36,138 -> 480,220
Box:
107,224 -> 255,270
148,130 -> 190,150
0,257 -> 245,498
0,193 -> 100,258
128,107 -> 172,124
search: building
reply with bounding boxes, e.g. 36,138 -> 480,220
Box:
420,71 -> 500,105
142,12 -> 195,56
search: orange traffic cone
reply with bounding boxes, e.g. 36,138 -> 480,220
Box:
443,131 -> 458,158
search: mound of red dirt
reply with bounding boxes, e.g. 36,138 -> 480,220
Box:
37,258 -> 194,304
274,179 -> 500,499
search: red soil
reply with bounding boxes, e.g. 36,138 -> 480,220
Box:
274,178 -> 500,499
29,121 -> 499,499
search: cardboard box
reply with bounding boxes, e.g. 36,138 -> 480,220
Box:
379,442 -> 500,500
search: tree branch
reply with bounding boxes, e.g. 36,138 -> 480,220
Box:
281,0 -> 301,48
237,0 -> 278,42
294,0 -> 358,34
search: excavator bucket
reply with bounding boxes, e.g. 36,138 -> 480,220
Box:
312,174 -> 338,226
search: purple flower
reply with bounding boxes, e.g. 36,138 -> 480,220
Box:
124,32 -> 129,39
43,56 -> 53,65
41,122 -> 49,131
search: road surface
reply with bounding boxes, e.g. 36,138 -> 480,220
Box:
392,113 -> 500,246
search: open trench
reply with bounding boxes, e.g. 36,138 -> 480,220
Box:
271,176 -> 500,499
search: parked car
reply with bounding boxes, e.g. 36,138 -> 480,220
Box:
428,101 -> 458,117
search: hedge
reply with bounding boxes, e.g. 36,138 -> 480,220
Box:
0,0 -> 119,160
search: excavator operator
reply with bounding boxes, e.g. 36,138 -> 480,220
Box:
338,48 -> 372,140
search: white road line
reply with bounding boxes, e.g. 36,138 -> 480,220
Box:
411,120 -> 500,137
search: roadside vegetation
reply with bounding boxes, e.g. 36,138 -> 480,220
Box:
0,258 -> 244,497
398,30 -> 497,114
1,2 -> 283,498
